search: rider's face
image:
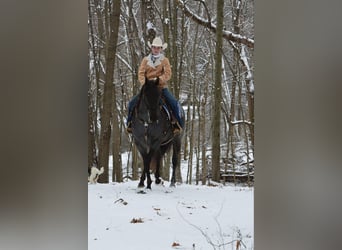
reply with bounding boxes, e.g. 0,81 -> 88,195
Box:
151,46 -> 162,55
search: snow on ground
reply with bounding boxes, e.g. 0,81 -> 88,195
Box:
88,180 -> 253,250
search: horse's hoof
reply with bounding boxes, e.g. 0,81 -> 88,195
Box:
155,178 -> 163,185
137,189 -> 147,194
136,185 -> 146,194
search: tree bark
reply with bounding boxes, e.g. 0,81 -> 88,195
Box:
112,82 -> 122,182
211,0 -> 224,182
88,0 -> 98,168
98,0 -> 121,183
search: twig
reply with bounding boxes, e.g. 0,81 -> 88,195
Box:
176,202 -> 236,250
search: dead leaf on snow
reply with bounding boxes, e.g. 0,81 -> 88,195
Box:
171,242 -> 180,247
130,218 -> 144,223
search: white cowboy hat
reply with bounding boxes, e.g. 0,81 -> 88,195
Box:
148,37 -> 168,50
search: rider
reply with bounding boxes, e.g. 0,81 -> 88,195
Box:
126,37 -> 183,134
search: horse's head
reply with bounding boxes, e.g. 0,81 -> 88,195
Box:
141,78 -> 162,122
143,77 -> 160,99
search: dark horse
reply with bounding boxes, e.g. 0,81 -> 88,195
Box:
131,78 -> 183,190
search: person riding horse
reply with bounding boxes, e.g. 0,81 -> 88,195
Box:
131,77 -> 183,189
126,37 -> 184,134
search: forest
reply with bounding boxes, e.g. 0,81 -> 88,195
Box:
88,0 -> 254,186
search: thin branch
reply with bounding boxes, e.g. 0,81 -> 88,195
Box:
115,53 -> 133,72
176,202 -> 237,250
231,120 -> 253,126
176,203 -> 217,249
176,0 -> 254,48
194,0 -> 211,24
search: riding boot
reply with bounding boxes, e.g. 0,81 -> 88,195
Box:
126,121 -> 132,133
126,113 -> 133,133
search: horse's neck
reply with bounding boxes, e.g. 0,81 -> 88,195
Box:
144,96 -> 160,122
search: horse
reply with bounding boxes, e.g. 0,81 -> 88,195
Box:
131,78 -> 183,190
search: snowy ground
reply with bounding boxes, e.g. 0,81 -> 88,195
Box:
88,179 -> 253,250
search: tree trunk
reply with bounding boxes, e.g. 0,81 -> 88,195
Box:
125,0 -> 143,180
187,79 -> 194,184
88,0 -> 98,168
112,83 -> 122,182
201,83 -> 208,185
211,0 -> 224,182
98,0 -> 121,183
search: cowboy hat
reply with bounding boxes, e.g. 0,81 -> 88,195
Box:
148,37 -> 168,50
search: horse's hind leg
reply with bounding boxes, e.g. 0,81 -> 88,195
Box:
138,170 -> 145,188
170,138 -> 181,187
170,156 -> 177,187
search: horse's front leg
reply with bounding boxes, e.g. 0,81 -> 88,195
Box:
138,168 -> 146,188
154,154 -> 162,185
138,155 -> 149,188
141,155 -> 152,189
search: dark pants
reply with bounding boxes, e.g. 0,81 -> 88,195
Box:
127,88 -> 184,127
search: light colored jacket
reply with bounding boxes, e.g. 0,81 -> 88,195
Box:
138,54 -> 171,89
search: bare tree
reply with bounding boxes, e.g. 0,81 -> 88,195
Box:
121,0 -> 144,180
98,0 -> 121,183
88,0 -> 98,169
211,0 -> 224,182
